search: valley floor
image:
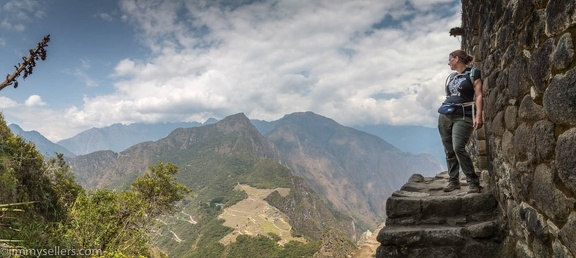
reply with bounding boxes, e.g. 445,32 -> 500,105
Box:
351,223 -> 385,258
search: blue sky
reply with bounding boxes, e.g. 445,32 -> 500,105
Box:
0,0 -> 461,141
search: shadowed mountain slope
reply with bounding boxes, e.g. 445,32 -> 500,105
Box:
264,112 -> 443,229
67,113 -> 357,257
8,124 -> 75,157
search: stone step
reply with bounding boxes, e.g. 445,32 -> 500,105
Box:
375,172 -> 504,258
376,241 -> 502,258
384,172 -> 498,226
376,221 -> 503,258
385,191 -> 498,226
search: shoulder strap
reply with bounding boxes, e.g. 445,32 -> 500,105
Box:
466,67 -> 477,100
445,72 -> 457,95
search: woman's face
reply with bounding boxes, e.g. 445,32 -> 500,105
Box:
448,55 -> 457,70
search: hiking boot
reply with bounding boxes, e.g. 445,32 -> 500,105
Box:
443,182 -> 461,192
467,185 -> 482,193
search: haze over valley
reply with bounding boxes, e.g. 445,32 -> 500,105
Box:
10,111 -> 443,256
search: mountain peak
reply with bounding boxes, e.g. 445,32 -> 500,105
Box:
7,123 -> 75,157
203,118 -> 218,125
216,113 -> 254,133
8,123 -> 24,134
281,111 -> 339,127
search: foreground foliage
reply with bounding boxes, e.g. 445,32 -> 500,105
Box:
1,113 -> 358,257
0,37 -> 346,256
62,162 -> 190,256
0,114 -> 189,256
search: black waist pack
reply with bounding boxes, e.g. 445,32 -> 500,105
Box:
438,102 -> 457,114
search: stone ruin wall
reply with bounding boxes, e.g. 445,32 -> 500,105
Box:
461,0 -> 576,256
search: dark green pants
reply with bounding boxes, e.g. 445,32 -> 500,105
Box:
438,114 -> 479,186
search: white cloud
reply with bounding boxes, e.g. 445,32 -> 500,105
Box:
24,95 -> 46,107
85,0 -> 461,127
1,0 -> 44,31
113,59 -> 137,76
409,0 -> 456,11
96,12 -> 114,22
80,58 -> 91,69
0,18 -> 26,31
62,59 -> 99,88
9,0 -> 463,140
3,106 -> 84,142
0,96 -> 18,108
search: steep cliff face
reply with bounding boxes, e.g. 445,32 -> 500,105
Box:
461,0 -> 576,257
265,112 -> 443,230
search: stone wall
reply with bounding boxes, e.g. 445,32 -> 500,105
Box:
461,0 -> 576,256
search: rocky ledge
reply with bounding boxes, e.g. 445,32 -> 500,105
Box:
375,172 -> 505,258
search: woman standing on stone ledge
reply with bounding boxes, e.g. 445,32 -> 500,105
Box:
438,49 -> 483,194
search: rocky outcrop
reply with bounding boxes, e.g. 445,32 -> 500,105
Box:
459,0 -> 576,256
377,0 -> 576,257
376,173 -> 504,258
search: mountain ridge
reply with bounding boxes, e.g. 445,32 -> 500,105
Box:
264,111 -> 442,229
11,112 -> 444,168
57,121 -> 205,155
13,111 -> 444,256
8,123 -> 76,157
67,112 -> 359,257
67,112 -> 442,229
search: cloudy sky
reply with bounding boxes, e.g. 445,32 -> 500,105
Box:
0,0 -> 462,141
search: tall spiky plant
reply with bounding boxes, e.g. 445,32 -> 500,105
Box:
0,34 -> 50,251
0,34 -> 50,91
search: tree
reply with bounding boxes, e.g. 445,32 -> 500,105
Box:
62,162 -> 190,257
0,116 -> 81,251
0,34 -> 50,91
44,153 -> 84,220
131,162 -> 191,217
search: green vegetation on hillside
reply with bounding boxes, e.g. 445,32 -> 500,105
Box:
1,112 -> 359,257
152,153 -> 307,257
134,117 -> 357,257
0,114 -> 190,257
224,235 -> 320,258
0,115 -> 75,250
1,38 -> 355,256
62,162 -> 190,257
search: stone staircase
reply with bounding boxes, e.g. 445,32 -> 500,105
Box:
375,172 -> 505,258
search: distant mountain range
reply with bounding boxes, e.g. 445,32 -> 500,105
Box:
352,124 -> 444,168
56,121 -> 211,155
67,113 -> 363,257
63,112 -> 442,227
9,111 -> 444,256
11,113 -> 444,167
8,124 -> 76,157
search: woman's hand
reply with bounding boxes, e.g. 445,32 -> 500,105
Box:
474,116 -> 483,130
